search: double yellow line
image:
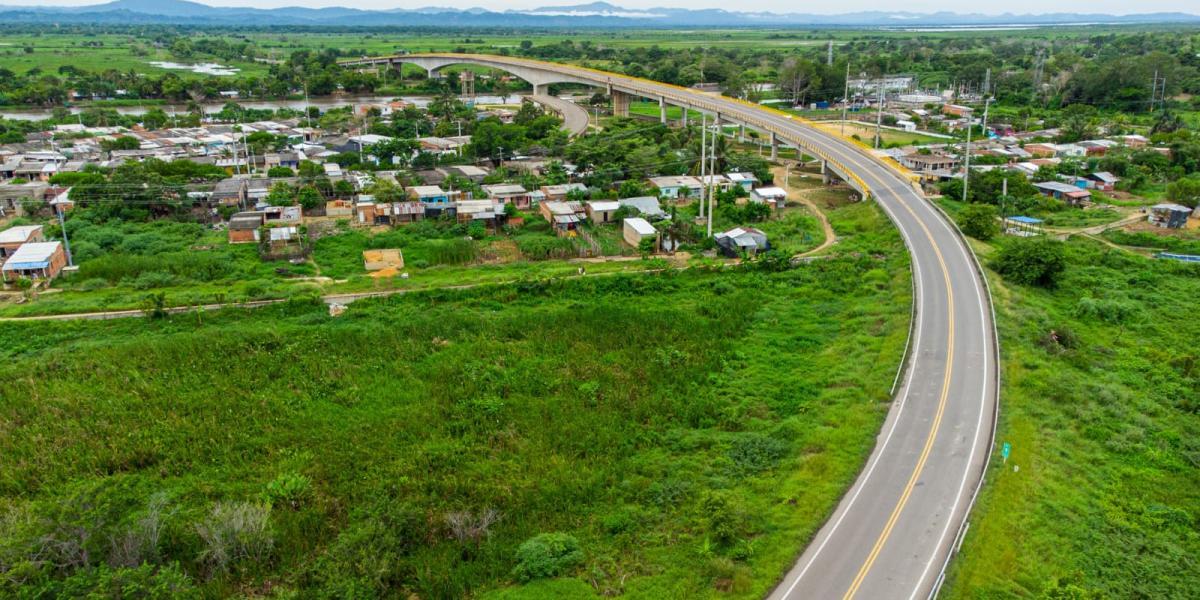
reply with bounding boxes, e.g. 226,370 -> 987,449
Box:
831,150 -> 957,599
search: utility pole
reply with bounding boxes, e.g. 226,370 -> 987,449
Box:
707,119 -> 717,237
56,203 -> 73,267
699,113 -> 707,219
983,67 -> 991,98
841,62 -> 850,137
962,97 -> 989,203
827,40 -> 833,66
874,79 -> 885,149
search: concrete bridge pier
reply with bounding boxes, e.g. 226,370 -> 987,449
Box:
612,90 -> 631,118
770,132 -> 779,160
681,106 -> 689,127
534,84 -> 550,96
659,97 -> 667,124
739,124 -> 746,142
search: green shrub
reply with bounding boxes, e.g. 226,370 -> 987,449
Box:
959,203 -> 999,241
512,532 -> 584,581
262,473 -> 312,509
993,237 -> 1066,287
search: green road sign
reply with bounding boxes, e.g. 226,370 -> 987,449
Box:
1001,442 -> 1011,462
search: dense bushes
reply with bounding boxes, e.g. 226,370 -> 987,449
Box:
959,203 -> 1000,241
512,533 -> 584,581
993,237 -> 1067,287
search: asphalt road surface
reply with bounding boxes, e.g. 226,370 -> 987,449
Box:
345,54 -> 1001,600
527,93 -> 591,137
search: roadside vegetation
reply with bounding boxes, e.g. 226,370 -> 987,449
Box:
0,200 -> 911,598
943,234 -> 1200,598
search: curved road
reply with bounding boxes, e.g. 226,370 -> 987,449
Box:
526,94 -> 591,137
346,54 -> 1000,600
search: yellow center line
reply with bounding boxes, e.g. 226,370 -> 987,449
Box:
346,55 -> 956,596
830,150 -> 957,600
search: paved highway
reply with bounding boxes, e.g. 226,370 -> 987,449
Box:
526,94 -> 591,137
345,54 -> 1000,599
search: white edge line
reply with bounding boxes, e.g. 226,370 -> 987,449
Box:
777,155 -> 927,597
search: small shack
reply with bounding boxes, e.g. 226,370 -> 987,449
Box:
750,186 -> 788,209
623,217 -> 658,248
1148,203 -> 1192,229
586,200 -> 620,224
714,227 -> 769,258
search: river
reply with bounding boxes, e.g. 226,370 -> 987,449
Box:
1,94 -> 527,122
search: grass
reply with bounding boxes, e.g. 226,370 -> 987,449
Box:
817,122 -> 950,147
942,236 -> 1200,598
0,199 -> 911,597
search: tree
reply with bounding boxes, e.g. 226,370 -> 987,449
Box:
1165,175 -> 1200,208
993,237 -> 1066,288
267,166 -> 294,178
266,182 -> 295,206
297,186 -> 323,211
101,136 -> 140,152
778,57 -> 820,106
297,160 -> 323,180
367,138 -> 417,167
959,203 -> 1000,241
333,180 -> 356,198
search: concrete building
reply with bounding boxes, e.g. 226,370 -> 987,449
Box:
586,200 -> 620,224
0,225 -> 44,261
2,241 -> 66,282
647,175 -> 702,199
623,217 -> 657,248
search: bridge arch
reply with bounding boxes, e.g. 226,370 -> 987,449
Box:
386,55 -> 599,95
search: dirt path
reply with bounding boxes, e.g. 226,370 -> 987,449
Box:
772,163 -> 838,258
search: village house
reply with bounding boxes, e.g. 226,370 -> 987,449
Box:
750,186 -> 788,209
408,185 -> 450,204
899,153 -> 961,176
942,104 -> 973,118
1023,143 -> 1058,158
446,165 -> 489,183
1034,181 -> 1091,206
714,227 -> 770,258
647,175 -> 703,199
0,182 -> 50,217
455,200 -> 506,227
586,200 -> 620,224
618,196 -> 666,220
540,201 -> 586,236
622,217 -> 658,248
417,137 -> 462,156
1148,203 -> 1192,229
727,172 -> 758,192
0,225 -> 44,261
482,183 -> 533,209
2,241 -> 67,283
699,174 -> 733,192
540,183 -> 588,202
1086,171 -> 1120,191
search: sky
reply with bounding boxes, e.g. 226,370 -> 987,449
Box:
2,0 -> 1197,14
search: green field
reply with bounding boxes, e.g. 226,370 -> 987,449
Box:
942,236 -> 1200,598
0,200 -> 912,597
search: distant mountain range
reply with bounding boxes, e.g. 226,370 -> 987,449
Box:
1,0 -> 1198,27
